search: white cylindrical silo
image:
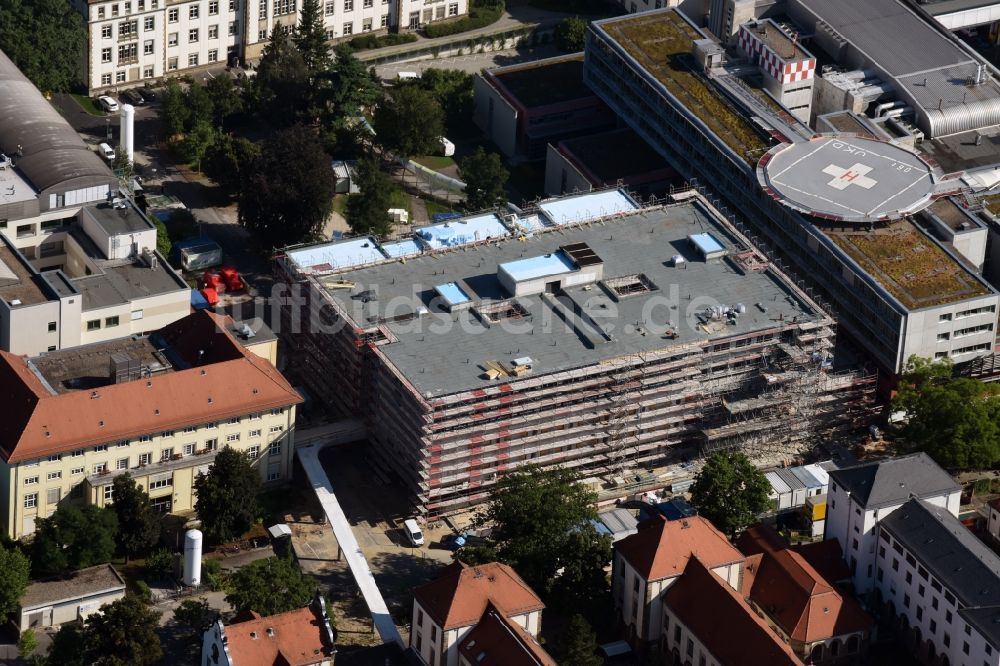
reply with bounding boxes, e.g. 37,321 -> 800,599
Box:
120,104 -> 135,163
183,529 -> 203,586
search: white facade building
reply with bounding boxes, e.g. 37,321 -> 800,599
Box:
875,498 -> 1000,666
825,453 -> 962,596
410,561 -> 545,666
73,0 -> 469,94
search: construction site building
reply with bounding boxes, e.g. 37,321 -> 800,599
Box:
275,189 -> 876,517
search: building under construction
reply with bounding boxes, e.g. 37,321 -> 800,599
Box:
275,190 -> 876,516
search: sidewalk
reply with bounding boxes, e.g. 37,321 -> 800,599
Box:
354,6 -> 574,63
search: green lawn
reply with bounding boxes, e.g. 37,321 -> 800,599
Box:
413,155 -> 456,171
333,194 -> 349,216
424,199 -> 457,218
388,189 -> 413,218
71,93 -> 106,116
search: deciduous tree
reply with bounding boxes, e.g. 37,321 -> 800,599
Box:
345,156 -> 393,237
689,451 -> 770,538
373,86 -> 444,158
85,595 -> 162,666
17,629 -> 38,658
205,134 -> 262,192
0,545 -> 29,617
0,0 -> 86,92
461,466 -> 610,601
225,556 -> 313,616
159,80 -> 190,137
555,16 -> 587,52
110,473 -> 160,561
554,615 -> 602,666
205,75 -> 245,127
893,355 -> 1000,469
31,504 -> 118,577
173,598 -> 217,634
460,147 -> 508,212
238,124 -> 335,249
417,69 -> 474,135
193,446 -> 261,542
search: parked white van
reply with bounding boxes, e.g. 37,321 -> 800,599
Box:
403,518 -> 424,546
98,143 -> 115,162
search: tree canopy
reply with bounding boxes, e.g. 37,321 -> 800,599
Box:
225,556 -> 314,616
461,466 -> 612,626
31,504 -> 118,577
689,451 -> 770,538
328,44 -> 382,121
173,597 -> 218,634
893,356 -> 1000,469
0,0 -> 86,92
373,86 -> 445,158
159,80 -> 191,137
345,156 -> 394,237
554,614 -> 603,666
255,27 -> 310,124
238,124 -> 336,249
110,473 -> 160,561
416,69 -> 474,135
293,0 -> 331,74
84,595 -> 163,666
555,16 -> 587,52
460,147 -> 509,212
205,134 -> 262,192
0,544 -> 29,617
194,446 -> 261,542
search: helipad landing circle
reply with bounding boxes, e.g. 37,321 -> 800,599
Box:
757,135 -> 940,223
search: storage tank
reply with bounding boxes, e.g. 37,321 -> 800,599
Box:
120,104 -> 135,163
183,529 -> 202,586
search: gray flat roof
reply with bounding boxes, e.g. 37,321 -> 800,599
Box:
881,499 -> 1000,646
759,136 -> 938,223
31,335 -> 170,393
20,564 -> 125,610
0,244 -> 47,306
792,0 -> 968,78
318,201 -> 821,397
75,256 -> 188,311
83,201 -> 155,235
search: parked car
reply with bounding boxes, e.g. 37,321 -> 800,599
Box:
403,518 -> 424,547
97,95 -> 119,112
121,89 -> 145,105
141,87 -> 158,102
98,142 -> 116,162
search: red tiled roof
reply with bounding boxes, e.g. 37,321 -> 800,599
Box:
0,311 -> 301,463
458,603 -> 556,666
663,557 -> 800,666
616,514 -> 744,582
413,561 -> 544,631
737,524 -> 852,585
224,603 -> 334,666
747,549 -> 872,643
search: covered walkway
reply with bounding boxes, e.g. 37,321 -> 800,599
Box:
295,442 -> 403,647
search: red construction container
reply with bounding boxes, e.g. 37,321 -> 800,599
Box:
203,270 -> 224,292
200,287 -> 219,306
220,266 -> 242,292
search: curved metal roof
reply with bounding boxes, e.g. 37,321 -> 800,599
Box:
0,49 -> 111,195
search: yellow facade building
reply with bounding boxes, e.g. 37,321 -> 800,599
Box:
0,310 -> 302,540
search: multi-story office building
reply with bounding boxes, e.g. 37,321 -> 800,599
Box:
584,8 -> 1000,374
0,310 -> 301,540
71,0 -> 469,94
824,453 -> 961,595
275,188 -> 876,516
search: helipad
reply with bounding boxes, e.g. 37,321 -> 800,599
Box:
757,135 -> 941,223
